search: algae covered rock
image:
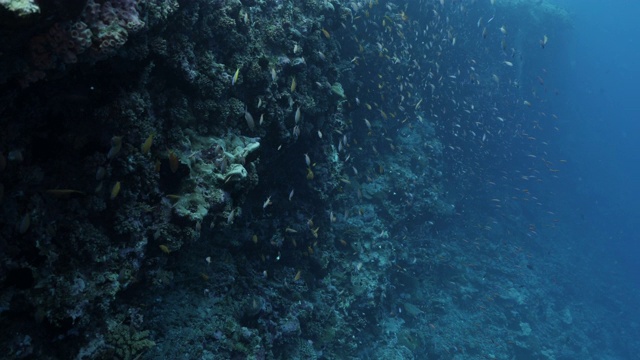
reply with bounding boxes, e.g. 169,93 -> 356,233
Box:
171,131 -> 260,223
106,323 -> 156,360
0,0 -> 39,17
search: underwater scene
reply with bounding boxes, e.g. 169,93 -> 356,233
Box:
1,0 -> 639,359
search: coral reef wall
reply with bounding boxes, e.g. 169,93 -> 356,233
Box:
0,0 -> 585,359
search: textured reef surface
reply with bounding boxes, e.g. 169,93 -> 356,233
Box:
1,0 -> 638,360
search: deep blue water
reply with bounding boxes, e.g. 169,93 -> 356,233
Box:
554,0 -> 640,285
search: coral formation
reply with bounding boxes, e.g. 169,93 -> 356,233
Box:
0,0 -> 634,359
0,0 -> 39,16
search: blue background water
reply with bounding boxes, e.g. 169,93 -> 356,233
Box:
553,0 -> 640,285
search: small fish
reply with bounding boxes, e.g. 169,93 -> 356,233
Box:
18,213 -> 30,234
96,166 -> 106,180
263,196 -> 272,209
107,136 -> 123,159
232,67 -> 240,86
317,130 -> 323,139
245,110 -> 255,131
227,208 -> 235,224
295,106 -> 301,123
46,189 -> 86,198
499,25 -> 507,35
271,68 -> 277,82
503,60 -> 513,67
141,132 -> 155,154
252,234 -> 258,244
306,167 -> 314,180
294,270 -> 302,281
304,153 -> 311,167
523,100 -> 532,107
289,189 -> 295,201
364,118 -> 372,130
291,77 -> 297,92
159,244 -> 171,254
540,34 -> 548,48
285,227 -> 298,233
321,28 -> 331,39
110,181 -> 121,199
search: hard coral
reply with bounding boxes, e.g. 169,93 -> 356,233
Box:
28,0 -> 144,74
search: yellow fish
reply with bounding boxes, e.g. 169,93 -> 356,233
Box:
232,67 -> 240,86
110,181 -> 121,199
141,132 -> 155,154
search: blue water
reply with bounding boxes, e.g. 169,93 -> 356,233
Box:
555,0 -> 640,285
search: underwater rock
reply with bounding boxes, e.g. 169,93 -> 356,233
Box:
170,131 -> 260,223
0,0 -> 39,19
